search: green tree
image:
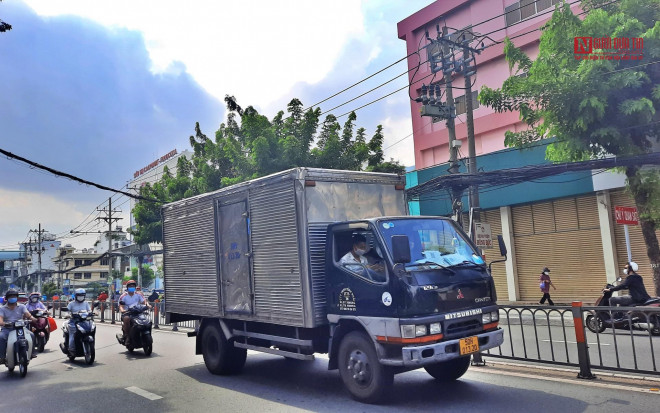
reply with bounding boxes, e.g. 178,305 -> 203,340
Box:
41,282 -> 60,298
131,265 -> 155,289
1,0 -> 12,33
131,97 -> 405,245
479,0 -> 660,293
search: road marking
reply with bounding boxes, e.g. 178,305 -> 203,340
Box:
474,368 -> 660,394
542,339 -> 610,346
125,386 -> 163,401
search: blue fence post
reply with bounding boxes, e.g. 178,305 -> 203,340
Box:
572,301 -> 596,379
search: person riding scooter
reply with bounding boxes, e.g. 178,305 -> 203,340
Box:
65,288 -> 92,356
603,262 -> 651,306
26,292 -> 50,352
0,289 -> 38,365
118,280 -> 151,347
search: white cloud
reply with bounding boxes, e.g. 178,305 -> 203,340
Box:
23,0 -> 364,108
381,116 -> 415,167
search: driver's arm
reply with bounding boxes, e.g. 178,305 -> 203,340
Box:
141,295 -> 151,310
23,309 -> 37,323
0,314 -> 4,327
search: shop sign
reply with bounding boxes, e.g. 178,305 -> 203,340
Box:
474,223 -> 492,249
614,206 -> 638,225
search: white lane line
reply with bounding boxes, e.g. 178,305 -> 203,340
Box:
125,386 -> 163,401
542,339 -> 610,346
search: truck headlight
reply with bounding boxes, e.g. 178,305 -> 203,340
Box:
415,325 -> 427,337
491,310 -> 499,322
429,323 -> 442,335
482,313 -> 492,324
401,325 -> 415,338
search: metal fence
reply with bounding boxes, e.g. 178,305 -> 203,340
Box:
49,300 -> 197,330
483,302 -> 660,377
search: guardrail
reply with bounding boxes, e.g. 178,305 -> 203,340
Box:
483,302 -> 660,378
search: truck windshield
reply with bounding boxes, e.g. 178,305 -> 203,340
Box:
377,218 -> 484,269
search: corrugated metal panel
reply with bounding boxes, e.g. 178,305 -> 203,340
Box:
480,209 -> 507,301
611,190 -> 659,291
250,181 -> 304,326
308,223 -> 330,325
514,195 -> 606,303
163,200 -> 220,317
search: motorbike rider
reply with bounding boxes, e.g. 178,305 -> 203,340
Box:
0,289 -> 38,364
119,280 -> 151,346
66,288 -> 92,356
26,292 -> 48,313
603,262 -> 651,306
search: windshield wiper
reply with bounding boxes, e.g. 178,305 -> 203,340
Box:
447,260 -> 485,269
405,261 -> 456,274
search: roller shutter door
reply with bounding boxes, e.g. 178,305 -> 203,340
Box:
479,209 -> 508,301
610,190 -> 659,292
513,195 -> 606,303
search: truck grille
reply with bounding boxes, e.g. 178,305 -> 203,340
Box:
445,319 -> 481,336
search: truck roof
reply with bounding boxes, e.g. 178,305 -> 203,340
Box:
162,167 -> 405,209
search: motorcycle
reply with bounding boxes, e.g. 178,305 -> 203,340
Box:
29,309 -> 51,352
59,310 -> 96,365
2,320 -> 34,377
586,281 -> 660,335
116,304 -> 153,356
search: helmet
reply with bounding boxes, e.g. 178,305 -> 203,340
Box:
29,292 -> 41,302
542,267 -> 550,273
628,262 -> 639,272
4,288 -> 19,300
75,288 -> 86,302
126,280 -> 137,287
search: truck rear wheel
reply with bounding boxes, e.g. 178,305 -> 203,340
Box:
202,323 -> 246,375
338,331 -> 393,404
424,356 -> 470,381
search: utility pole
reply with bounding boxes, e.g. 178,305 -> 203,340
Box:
29,224 -> 46,292
462,44 -> 481,233
97,198 -> 122,294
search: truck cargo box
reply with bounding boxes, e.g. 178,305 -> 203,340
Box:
163,168 -> 406,328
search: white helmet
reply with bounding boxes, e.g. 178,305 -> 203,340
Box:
75,288 -> 86,302
629,262 -> 639,272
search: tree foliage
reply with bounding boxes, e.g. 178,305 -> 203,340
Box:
0,0 -> 11,33
131,265 -> 155,289
479,0 -> 660,293
131,97 -> 404,246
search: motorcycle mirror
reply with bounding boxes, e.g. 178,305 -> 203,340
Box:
616,277 -> 622,282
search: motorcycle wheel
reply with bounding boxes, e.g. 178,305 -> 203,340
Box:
18,352 -> 28,377
83,342 -> 95,365
37,336 -> 45,353
586,314 -> 606,333
143,343 -> 152,356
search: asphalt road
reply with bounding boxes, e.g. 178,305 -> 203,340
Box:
1,319 -> 659,412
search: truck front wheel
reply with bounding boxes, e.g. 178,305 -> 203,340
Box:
424,356 -> 470,381
201,323 -> 247,375
338,331 -> 393,404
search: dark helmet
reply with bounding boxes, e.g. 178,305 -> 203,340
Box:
542,267 -> 550,273
126,279 -> 137,287
5,288 -> 19,300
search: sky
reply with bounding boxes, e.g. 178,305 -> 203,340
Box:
0,0 -> 433,251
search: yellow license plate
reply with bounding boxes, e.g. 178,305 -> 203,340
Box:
459,336 -> 479,355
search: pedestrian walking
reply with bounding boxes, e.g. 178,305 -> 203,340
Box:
539,267 -> 556,305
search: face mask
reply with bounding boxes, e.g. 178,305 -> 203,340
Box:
7,297 -> 18,304
30,298 -> 39,303
76,296 -> 85,302
623,269 -> 629,275
543,271 -> 549,276
128,287 -> 136,293
354,248 -> 366,256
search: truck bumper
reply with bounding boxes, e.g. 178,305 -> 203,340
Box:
381,328 -> 504,367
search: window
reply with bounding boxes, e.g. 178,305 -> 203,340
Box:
100,272 -> 108,279
74,259 -> 83,266
334,228 -> 387,283
505,0 -> 559,27
520,0 -> 536,20
454,91 -> 480,115
100,258 -> 108,265
505,3 -> 521,26
74,274 -> 82,280
84,273 -> 92,279
84,259 -> 92,265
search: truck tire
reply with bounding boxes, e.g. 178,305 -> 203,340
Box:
202,323 -> 246,375
424,356 -> 470,381
338,331 -> 393,404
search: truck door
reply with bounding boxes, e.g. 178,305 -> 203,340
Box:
217,199 -> 253,315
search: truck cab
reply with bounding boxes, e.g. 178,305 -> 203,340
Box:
325,216 -> 504,401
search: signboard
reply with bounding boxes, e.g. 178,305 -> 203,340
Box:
474,223 -> 493,249
614,206 -> 638,225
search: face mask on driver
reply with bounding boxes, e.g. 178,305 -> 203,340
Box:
127,287 -> 136,293
623,268 -> 629,275
543,271 -> 550,276
354,248 -> 366,256
7,297 -> 18,304
30,297 -> 38,303
76,295 -> 85,302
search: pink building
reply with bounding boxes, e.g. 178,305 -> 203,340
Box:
397,0 -> 579,169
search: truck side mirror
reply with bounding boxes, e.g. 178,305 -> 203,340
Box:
391,235 -> 411,264
497,235 -> 507,256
